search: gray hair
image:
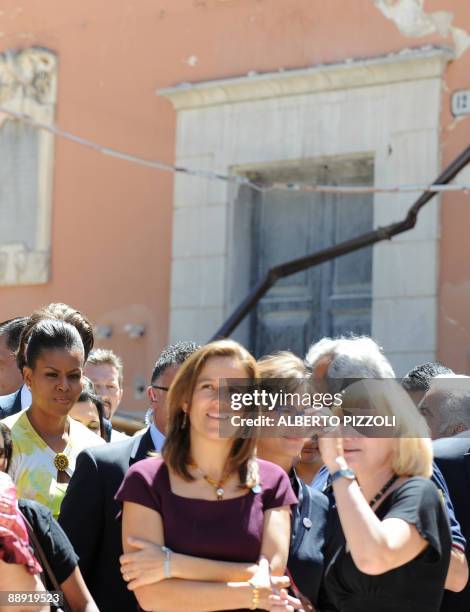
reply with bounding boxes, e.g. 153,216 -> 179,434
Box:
305,335 -> 395,393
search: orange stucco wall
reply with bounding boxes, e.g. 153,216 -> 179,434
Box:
438,31 -> 470,372
1,0 -> 470,412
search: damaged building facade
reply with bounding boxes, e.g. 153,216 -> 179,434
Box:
0,0 -> 469,413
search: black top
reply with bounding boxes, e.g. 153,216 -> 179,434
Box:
18,498 -> 78,588
288,470 -> 329,607
321,477 -> 451,612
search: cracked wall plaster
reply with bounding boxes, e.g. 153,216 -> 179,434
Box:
373,0 -> 470,57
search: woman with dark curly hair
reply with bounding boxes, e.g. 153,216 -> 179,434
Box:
2,318 -> 103,518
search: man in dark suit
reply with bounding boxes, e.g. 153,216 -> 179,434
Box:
434,432 -> 470,612
58,341 -> 199,612
59,431 -> 154,612
0,386 -> 23,419
0,317 -> 29,419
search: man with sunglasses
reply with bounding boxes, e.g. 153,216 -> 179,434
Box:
59,341 -> 199,612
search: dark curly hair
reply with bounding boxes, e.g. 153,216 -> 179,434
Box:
22,319 -> 85,370
151,341 -> 200,384
17,303 -> 94,371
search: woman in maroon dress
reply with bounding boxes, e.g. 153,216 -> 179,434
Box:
117,340 -> 299,611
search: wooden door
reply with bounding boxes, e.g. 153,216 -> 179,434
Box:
250,157 -> 373,358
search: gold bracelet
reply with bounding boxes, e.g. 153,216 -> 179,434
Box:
250,585 -> 260,610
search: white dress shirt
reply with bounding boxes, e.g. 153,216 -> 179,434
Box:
20,385 -> 32,409
149,423 -> 165,452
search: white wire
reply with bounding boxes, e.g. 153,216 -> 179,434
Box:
1,106 -> 469,196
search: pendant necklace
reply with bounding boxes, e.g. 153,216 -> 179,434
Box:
50,419 -> 70,473
26,409 -> 70,473
190,462 -> 229,500
369,474 -> 399,508
54,452 -> 69,472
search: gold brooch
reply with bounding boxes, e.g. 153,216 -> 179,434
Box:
54,453 -> 69,472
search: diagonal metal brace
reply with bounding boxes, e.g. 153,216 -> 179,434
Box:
211,144 -> 470,340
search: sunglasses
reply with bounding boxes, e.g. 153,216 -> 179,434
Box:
151,385 -> 169,392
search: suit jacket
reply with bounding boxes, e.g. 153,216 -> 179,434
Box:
58,429 -> 155,612
434,435 -> 470,612
0,388 -> 22,420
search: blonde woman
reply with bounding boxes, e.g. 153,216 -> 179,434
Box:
117,340 -> 299,611
318,379 -> 452,612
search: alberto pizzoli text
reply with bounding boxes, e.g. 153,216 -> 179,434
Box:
230,414 -> 397,428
